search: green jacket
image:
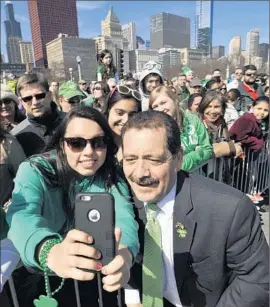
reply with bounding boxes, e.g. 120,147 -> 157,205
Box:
7,156 -> 139,269
181,113 -> 213,171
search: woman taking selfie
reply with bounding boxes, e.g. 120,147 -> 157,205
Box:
97,49 -> 118,83
149,85 -> 213,171
6,106 -> 139,306
105,85 -> 142,163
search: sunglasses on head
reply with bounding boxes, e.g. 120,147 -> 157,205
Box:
21,92 -> 46,103
68,96 -> 82,104
64,136 -> 108,152
110,85 -> 141,101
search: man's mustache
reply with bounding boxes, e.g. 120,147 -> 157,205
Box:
130,175 -> 159,185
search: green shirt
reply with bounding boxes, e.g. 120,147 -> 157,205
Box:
181,113 -> 213,171
7,157 -> 139,269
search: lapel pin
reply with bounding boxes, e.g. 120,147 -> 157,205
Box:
175,222 -> 187,238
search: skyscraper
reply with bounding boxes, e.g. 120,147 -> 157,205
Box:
246,29 -> 260,57
229,36 -> 241,55
122,23 -> 136,51
19,41 -> 34,64
259,43 -> 269,63
195,0 -> 213,56
4,1 -> 22,63
28,0 -> 79,67
212,46 -> 225,59
150,13 -> 190,49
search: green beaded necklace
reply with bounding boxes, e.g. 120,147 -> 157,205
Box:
34,238 -> 65,307
34,176 -> 96,306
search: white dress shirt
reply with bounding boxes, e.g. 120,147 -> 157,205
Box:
125,183 -> 183,306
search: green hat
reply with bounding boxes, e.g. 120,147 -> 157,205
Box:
59,81 -> 85,99
182,66 -> 193,76
171,76 -> 177,82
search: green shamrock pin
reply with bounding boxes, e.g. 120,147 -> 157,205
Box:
175,222 -> 187,238
33,295 -> 58,307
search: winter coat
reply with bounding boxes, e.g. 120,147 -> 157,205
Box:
6,154 -> 139,269
139,60 -> 164,111
237,82 -> 264,113
11,103 -> 65,157
229,113 -> 265,151
181,113 -> 213,171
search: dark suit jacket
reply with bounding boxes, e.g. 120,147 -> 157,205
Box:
128,171 -> 269,307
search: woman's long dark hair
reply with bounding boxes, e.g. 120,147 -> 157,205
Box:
29,106 -> 118,218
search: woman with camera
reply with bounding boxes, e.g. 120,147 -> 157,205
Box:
6,106 -> 139,306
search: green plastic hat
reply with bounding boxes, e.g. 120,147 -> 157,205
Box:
182,67 -> 193,76
59,81 -> 85,99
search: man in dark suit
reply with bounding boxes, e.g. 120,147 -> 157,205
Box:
121,111 -> 269,307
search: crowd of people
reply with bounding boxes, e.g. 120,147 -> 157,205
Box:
0,48 -> 269,307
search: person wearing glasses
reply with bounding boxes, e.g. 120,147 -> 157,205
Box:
105,85 -> 142,163
6,106 -> 139,306
58,81 -> 85,113
139,60 -> 164,111
237,65 -> 264,113
91,81 -> 111,113
0,84 -> 25,132
11,73 -> 66,157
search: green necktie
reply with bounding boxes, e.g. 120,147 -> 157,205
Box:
142,203 -> 163,307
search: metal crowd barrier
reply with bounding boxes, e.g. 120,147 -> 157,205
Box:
4,139 -> 269,307
191,138 -> 269,196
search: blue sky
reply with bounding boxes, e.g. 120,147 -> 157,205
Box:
1,1 -> 269,60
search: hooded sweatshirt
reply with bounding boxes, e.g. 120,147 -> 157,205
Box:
139,60 -> 164,111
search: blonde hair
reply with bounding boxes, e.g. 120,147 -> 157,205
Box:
149,85 -> 183,129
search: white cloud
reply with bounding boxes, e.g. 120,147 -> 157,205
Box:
76,1 -> 107,11
15,14 -> 29,24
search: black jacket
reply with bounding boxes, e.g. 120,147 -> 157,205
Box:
129,171 -> 269,307
237,82 -> 264,113
11,103 -> 65,157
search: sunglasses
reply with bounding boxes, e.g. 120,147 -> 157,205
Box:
64,136 -> 108,152
68,96 -> 82,104
80,83 -> 87,85
112,85 -> 142,101
245,73 -> 257,77
143,63 -> 162,70
21,92 -> 46,103
221,88 -> 226,91
0,99 -> 13,105
94,87 -> 102,91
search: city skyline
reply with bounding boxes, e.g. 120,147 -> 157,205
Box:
0,1 -> 269,61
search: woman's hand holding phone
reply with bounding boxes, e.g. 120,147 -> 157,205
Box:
47,229 -> 102,281
46,227 -> 132,291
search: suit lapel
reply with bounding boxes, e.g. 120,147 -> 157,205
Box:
173,172 -> 196,293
